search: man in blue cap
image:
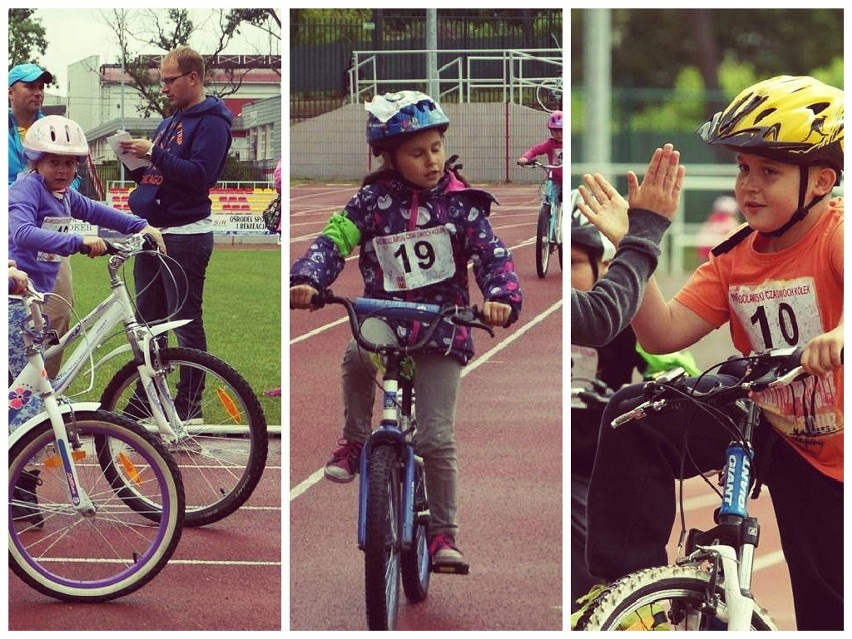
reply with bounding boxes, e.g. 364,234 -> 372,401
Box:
8,62 -> 76,377
9,63 -> 54,185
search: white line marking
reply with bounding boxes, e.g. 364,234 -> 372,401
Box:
289,300 -> 562,501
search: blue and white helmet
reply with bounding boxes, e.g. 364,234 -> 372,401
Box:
366,91 -> 449,155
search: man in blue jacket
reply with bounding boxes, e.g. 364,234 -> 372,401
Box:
8,63 -> 78,378
120,46 -> 232,419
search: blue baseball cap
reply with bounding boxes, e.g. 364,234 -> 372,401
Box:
9,63 -> 53,87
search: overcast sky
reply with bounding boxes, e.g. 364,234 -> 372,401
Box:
29,8 -> 279,97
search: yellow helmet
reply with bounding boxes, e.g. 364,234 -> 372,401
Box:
697,75 -> 843,175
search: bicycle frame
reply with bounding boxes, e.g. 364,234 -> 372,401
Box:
40,236 -> 190,440
679,398 -> 761,631
9,291 -> 98,513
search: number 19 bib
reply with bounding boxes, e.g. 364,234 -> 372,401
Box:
373,227 -> 455,292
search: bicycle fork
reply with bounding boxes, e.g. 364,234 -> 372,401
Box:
357,376 -> 418,551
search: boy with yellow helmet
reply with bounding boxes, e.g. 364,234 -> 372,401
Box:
577,76 -> 843,630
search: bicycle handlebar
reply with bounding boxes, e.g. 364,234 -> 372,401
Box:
519,159 -> 561,172
610,347 -> 828,429
310,289 -> 495,355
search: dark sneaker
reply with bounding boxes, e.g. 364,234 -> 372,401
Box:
12,469 -> 45,530
324,439 -> 363,483
429,533 -> 467,570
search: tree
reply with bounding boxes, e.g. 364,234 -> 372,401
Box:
8,9 -> 49,69
100,8 -> 280,118
572,8 -> 843,93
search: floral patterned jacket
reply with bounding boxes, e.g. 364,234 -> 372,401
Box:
291,169 -> 523,364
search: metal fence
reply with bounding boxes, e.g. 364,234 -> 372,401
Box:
291,9 -> 562,120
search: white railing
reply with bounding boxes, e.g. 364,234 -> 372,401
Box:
348,48 -> 562,105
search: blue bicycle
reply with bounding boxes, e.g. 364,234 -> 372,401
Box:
311,290 -> 494,630
573,347 -> 823,631
525,160 -> 563,278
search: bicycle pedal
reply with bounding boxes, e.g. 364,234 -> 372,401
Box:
431,561 -> 470,575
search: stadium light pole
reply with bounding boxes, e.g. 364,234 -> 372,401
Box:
584,9 -> 611,178
426,9 -> 438,98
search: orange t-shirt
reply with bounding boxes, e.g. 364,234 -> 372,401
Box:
676,199 -> 844,482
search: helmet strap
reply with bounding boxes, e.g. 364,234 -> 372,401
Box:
760,165 -> 825,238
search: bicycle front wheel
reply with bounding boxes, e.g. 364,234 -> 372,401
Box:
100,346 -> 268,527
536,203 -> 552,278
9,411 -> 184,602
364,444 -> 401,630
573,565 -> 778,630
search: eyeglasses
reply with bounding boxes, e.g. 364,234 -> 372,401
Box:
160,71 -> 193,87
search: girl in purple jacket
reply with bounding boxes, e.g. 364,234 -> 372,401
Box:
291,91 -> 522,570
8,116 -> 163,398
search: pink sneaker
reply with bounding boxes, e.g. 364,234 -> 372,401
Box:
324,439 -> 363,483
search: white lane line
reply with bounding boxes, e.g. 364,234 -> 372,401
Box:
37,558 -> 281,566
289,299 -> 563,501
289,468 -> 325,501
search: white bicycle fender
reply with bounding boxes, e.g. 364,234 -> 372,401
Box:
8,402 -> 102,449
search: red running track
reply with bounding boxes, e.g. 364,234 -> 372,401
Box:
8,440 -> 282,631
289,182 -> 564,630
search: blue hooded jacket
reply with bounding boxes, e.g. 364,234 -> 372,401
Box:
128,96 -> 233,227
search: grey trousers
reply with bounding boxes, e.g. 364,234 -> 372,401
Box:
341,318 -> 462,538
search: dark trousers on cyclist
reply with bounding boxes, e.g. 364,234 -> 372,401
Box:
586,374 -> 843,631
133,231 -> 214,415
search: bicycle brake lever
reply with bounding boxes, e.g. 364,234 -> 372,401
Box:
452,306 -> 495,337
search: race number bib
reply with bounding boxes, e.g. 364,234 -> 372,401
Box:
37,216 -> 72,263
571,345 -> 599,409
373,226 -> 455,291
728,277 -> 822,351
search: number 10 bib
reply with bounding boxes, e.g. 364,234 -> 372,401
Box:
373,227 -> 455,292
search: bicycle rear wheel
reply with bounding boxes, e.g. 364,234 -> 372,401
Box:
400,455 -> 430,602
100,346 -> 267,527
9,411 -> 184,602
364,444 -> 401,630
573,565 -> 778,630
536,203 -> 552,278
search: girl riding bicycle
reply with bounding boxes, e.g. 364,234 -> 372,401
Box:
291,90 -> 522,571
579,76 -> 844,631
8,115 -> 164,425
517,110 -> 563,203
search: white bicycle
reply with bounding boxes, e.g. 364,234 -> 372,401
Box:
9,284 -> 185,602
29,232 -> 267,526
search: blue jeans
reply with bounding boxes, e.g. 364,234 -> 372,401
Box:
132,232 -> 214,415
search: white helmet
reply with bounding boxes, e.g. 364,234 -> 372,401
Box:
23,115 -> 89,161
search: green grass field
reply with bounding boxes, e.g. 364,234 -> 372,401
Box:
64,246 -> 282,424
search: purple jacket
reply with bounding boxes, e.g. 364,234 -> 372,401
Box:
291,170 -> 523,364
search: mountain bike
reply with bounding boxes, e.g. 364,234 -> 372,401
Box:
38,232 -> 267,526
524,160 -> 563,278
572,347 -> 825,631
9,285 -> 185,602
310,290 -> 494,631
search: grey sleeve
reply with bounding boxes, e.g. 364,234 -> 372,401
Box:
570,209 -> 670,347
